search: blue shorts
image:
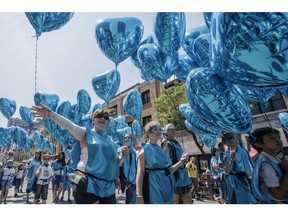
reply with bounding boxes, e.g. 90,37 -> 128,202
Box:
1,179 -> 12,189
53,175 -> 64,184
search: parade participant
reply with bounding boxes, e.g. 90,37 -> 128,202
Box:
31,104 -> 129,204
0,159 -> 16,204
186,157 -> 200,200
0,151 -> 14,190
25,150 -> 42,203
250,127 -> 288,203
222,132 -> 256,204
34,154 -> 53,204
136,121 -> 189,204
14,163 -> 26,197
51,151 -> 66,203
60,159 -> 73,203
162,123 -> 192,204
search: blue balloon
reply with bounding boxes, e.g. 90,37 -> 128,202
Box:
278,112 -> 288,131
279,86 -> 288,97
91,69 -> 121,105
114,126 -> 132,143
77,89 -> 91,114
42,138 -> 50,150
0,126 -> 15,148
132,120 -> 142,139
79,115 -> 92,129
210,12 -> 288,88
68,104 -> 82,124
179,103 -> 223,136
184,120 -> 216,148
56,101 -> 72,118
25,12 -> 74,38
12,127 -> 29,149
174,55 -> 198,82
43,118 -> 58,136
237,86 -> 276,106
105,117 -> 117,137
34,131 -> 44,149
186,67 -> 252,133
55,127 -> 71,149
34,92 -> 59,111
154,12 -> 186,56
114,115 -> 128,129
95,17 -> 144,66
203,12 -> 213,30
123,89 -> 143,119
48,143 -> 55,154
130,35 -> 154,69
19,106 -> 35,126
0,98 -> 16,120
139,69 -> 154,82
192,33 -> 210,67
92,103 -> 103,114
66,149 -> 72,159
182,25 -> 209,59
137,44 -> 179,82
23,136 -> 34,152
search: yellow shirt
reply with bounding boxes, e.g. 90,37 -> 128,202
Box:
186,162 -> 198,178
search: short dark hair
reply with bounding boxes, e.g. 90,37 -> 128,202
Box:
249,127 -> 280,152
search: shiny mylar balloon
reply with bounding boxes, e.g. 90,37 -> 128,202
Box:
279,86 -> 288,97
123,89 -> 143,119
56,101 -> 72,118
139,69 -> 154,82
186,67 -> 252,133
48,143 -> 55,154
34,131 -> 44,149
77,89 -> 91,114
25,12 -> 74,38
210,12 -> 288,88
95,17 -> 144,66
105,117 -> 117,137
66,149 -> 72,159
34,92 -> 59,111
42,138 -> 50,150
91,69 -> 121,105
184,120 -> 216,148
132,120 -> 142,139
278,112 -> 288,131
114,126 -> 132,143
80,115 -> 92,129
192,33 -> 210,67
19,106 -> 35,126
154,12 -> 186,56
182,25 -> 209,59
174,55 -> 198,82
0,127 -> 15,148
179,103 -> 223,136
23,136 -> 34,152
92,103 -> 102,114
130,35 -> 154,69
203,12 -> 213,30
12,127 -> 29,149
43,118 -> 58,136
138,44 -> 179,82
237,86 -> 276,106
114,115 -> 128,129
0,98 -> 16,120
55,127 -> 71,149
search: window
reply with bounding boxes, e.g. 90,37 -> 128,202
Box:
109,105 -> 118,118
250,90 -> 287,115
142,90 -> 150,105
142,115 -> 152,127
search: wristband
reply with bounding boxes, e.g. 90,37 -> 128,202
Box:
136,195 -> 143,198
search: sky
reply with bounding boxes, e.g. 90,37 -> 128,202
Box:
0,12 -> 205,126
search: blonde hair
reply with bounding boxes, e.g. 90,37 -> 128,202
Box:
143,121 -> 161,141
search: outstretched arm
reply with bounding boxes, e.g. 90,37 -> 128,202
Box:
31,104 -> 86,145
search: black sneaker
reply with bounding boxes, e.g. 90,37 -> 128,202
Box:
68,198 -> 72,204
19,189 -> 23,193
14,193 -> 18,197
60,197 -> 64,202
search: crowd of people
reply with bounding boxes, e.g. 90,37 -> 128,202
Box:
0,103 -> 287,204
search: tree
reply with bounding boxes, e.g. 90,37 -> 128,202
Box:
153,80 -> 208,157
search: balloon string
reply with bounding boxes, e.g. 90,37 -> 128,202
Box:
35,38 -> 38,94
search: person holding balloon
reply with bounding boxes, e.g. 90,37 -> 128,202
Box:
161,123 -> 192,204
31,104 -> 129,204
222,132 -> 256,204
136,121 -> 189,204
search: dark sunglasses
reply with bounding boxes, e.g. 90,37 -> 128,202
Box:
43,158 -> 50,160
94,112 -> 109,121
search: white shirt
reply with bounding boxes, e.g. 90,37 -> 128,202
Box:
2,167 -> 15,181
36,164 -> 53,185
77,146 -> 88,172
16,169 -> 25,179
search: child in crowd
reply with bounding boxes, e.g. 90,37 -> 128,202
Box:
250,127 -> 288,203
14,163 -> 26,197
34,154 -> 53,204
0,159 -> 16,204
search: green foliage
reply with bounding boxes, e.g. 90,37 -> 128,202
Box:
153,81 -> 188,130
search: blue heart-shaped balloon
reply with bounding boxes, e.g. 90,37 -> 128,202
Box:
77,89 -> 91,114
19,106 -> 35,126
182,25 -> 209,59
174,55 -> 197,82
34,131 -> 44,149
92,103 -> 103,114
192,33 -> 210,67
95,17 -> 144,66
154,12 -> 186,56
68,104 -> 82,125
91,69 -> 121,105
80,114 -> 92,129
203,12 -> 213,30
186,67 -> 252,133
114,115 -> 128,129
278,112 -> 288,131
0,98 -> 17,120
123,89 -> 143,119
34,92 -> 59,111
138,44 -> 179,82
23,135 -> 34,152
210,12 -> 288,88
56,101 -> 72,118
279,86 -> 288,97
25,12 -> 74,38
0,126 -> 15,148
48,143 -> 55,154
179,103 -> 223,136
105,117 -> 117,137
132,120 -> 142,139
12,127 -> 29,149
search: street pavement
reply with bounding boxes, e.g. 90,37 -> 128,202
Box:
1,180 -> 219,205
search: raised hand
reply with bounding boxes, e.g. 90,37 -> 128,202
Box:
30,104 -> 52,119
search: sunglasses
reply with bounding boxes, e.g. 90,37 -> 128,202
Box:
149,126 -> 163,133
43,158 -> 50,160
124,136 -> 131,141
94,112 -> 109,121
